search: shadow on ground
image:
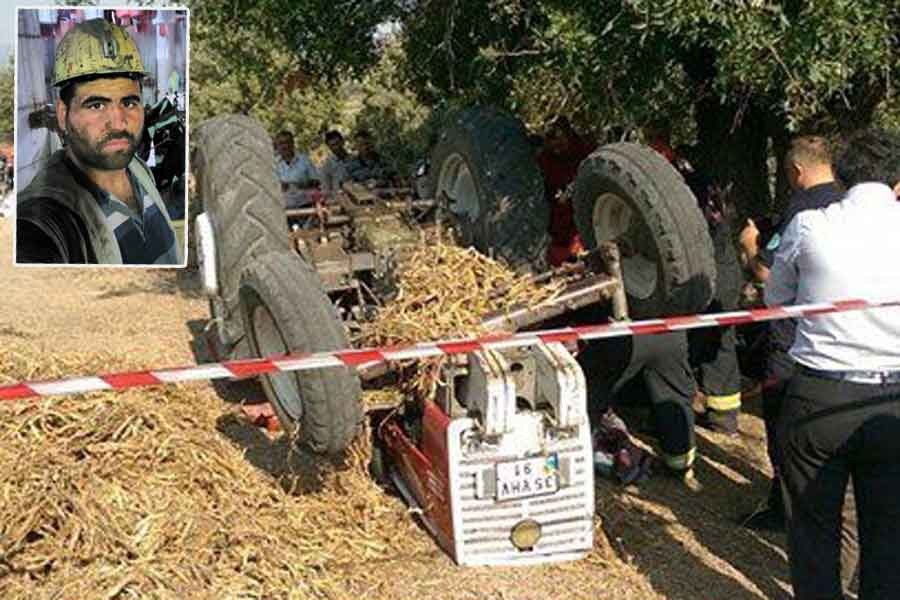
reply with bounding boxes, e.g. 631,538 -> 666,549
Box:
94,268 -> 204,300
184,317 -> 267,405
214,413 -> 358,496
596,414 -> 792,600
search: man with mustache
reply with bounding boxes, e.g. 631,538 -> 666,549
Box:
17,19 -> 180,265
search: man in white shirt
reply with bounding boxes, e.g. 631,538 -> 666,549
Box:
766,128 -> 900,600
274,131 -> 319,192
319,129 -> 350,199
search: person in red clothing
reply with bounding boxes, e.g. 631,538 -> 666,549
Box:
536,118 -> 596,266
645,121 -> 676,164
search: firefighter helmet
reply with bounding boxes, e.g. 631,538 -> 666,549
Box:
52,19 -> 146,87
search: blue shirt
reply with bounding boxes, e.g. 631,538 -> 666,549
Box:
765,183 -> 900,371
759,182 -> 844,370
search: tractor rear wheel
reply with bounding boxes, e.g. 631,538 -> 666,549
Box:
431,107 -> 549,272
572,143 -> 716,318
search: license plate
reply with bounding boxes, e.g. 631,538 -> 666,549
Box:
495,454 -> 559,501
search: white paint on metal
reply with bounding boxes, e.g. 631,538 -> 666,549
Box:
195,212 -> 218,297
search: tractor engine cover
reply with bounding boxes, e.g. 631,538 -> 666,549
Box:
380,342 -> 595,567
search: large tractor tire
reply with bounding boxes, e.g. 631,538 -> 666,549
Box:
572,143 -> 716,318
191,115 -> 290,357
430,107 -> 549,272
193,115 -> 362,454
239,252 -> 362,455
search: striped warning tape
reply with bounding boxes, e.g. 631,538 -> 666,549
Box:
1,298 -> 897,402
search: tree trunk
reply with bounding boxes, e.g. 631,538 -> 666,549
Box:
767,112 -> 792,216
693,97 -> 772,221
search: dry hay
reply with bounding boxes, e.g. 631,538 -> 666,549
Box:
357,242 -> 564,398
0,346 -> 432,599
0,243 -> 569,599
0,243 -> 636,600
357,242 -> 562,348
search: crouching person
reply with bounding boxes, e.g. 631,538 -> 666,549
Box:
579,333 -> 698,482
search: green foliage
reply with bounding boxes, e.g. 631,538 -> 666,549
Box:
341,44 -> 435,177
187,0 -> 899,206
191,28 -> 433,178
188,0 -> 898,137
400,0 -> 898,133
0,60 -> 12,138
874,98 -> 900,132
251,48 -> 434,179
507,5 -> 695,136
189,0 -> 403,82
401,0 -> 548,107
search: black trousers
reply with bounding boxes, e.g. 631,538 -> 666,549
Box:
767,373 -> 859,595
579,332 -> 696,467
762,380 -> 786,482
763,319 -> 800,478
688,299 -> 742,409
688,323 -> 741,399
777,369 -> 900,600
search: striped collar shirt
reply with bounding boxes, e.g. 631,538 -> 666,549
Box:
97,169 -> 179,265
765,183 -> 900,371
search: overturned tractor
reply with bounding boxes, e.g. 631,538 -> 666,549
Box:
191,108 -> 715,565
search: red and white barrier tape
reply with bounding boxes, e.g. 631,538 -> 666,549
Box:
1,298 -> 897,402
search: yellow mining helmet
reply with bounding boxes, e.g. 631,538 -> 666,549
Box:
53,19 -> 147,87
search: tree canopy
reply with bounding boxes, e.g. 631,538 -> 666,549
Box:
190,0 -> 899,213
192,1 -> 897,126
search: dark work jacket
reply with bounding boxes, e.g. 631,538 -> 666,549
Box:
17,150 -> 173,264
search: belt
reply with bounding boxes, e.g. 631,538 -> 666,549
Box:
799,364 -> 900,385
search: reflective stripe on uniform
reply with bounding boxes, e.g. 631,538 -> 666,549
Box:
664,447 -> 696,471
706,392 -> 741,411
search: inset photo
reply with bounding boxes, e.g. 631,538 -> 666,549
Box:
15,7 -> 188,266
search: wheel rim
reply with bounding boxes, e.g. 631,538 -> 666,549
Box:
592,193 -> 659,300
251,303 -> 303,423
436,153 -> 480,223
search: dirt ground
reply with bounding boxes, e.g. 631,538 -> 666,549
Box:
0,217 -> 795,599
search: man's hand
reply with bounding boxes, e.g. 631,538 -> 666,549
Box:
739,218 -> 760,259
738,218 -> 770,283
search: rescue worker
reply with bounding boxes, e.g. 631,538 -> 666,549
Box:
16,19 -> 180,265
688,180 -> 743,434
579,333 -> 698,480
652,141 -> 743,434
